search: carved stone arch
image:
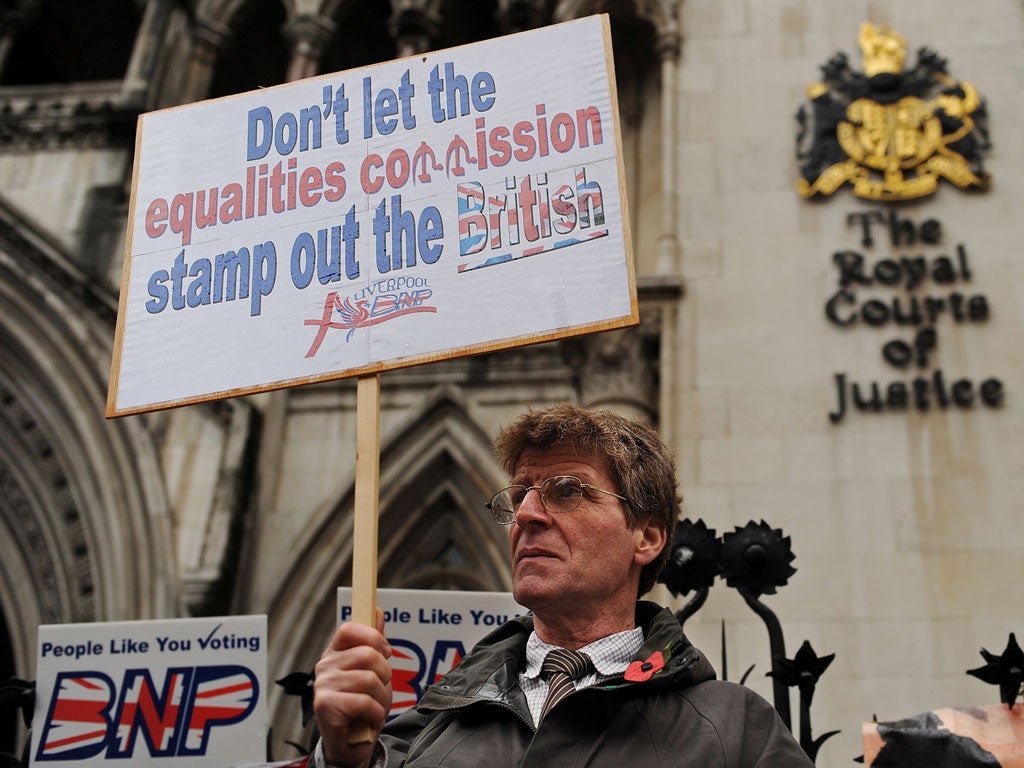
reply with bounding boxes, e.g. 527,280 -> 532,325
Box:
376,441 -> 512,592
265,385 -> 508,750
192,0 -> 259,28
0,201 -> 178,678
183,0 -> 288,100
317,1 -> 394,76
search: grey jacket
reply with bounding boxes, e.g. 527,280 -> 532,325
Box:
376,601 -> 815,767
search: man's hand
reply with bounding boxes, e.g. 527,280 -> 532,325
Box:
314,608 -> 393,768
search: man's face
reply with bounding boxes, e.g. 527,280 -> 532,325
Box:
508,446 -> 663,623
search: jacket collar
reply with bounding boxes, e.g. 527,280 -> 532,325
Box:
418,601 -> 716,709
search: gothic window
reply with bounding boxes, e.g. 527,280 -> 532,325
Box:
319,1 -> 395,74
208,1 -> 288,98
385,490 -> 496,591
1,0 -> 139,85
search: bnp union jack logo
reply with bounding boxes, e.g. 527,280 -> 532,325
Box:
304,277 -> 436,356
35,665 -> 259,760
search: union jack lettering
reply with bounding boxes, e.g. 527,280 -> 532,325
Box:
35,665 -> 258,761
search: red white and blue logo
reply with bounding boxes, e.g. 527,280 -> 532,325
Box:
304,278 -> 436,356
35,665 -> 259,761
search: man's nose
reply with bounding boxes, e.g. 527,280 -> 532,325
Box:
514,487 -> 550,527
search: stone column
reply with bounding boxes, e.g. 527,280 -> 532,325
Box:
654,14 -> 682,276
121,0 -> 175,108
284,13 -> 336,82
179,18 -> 232,104
560,310 -> 664,422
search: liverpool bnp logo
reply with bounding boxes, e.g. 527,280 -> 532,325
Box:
795,23 -> 991,201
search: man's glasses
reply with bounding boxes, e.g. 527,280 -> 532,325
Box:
485,475 -> 628,525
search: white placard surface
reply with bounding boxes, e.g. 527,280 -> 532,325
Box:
337,588 -> 526,720
31,615 -> 267,767
109,15 -> 635,416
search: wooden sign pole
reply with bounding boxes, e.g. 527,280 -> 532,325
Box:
348,372 -> 381,746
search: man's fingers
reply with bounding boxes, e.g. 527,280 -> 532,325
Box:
314,687 -> 388,767
316,646 -> 393,691
315,684 -> 390,724
326,620 -> 392,659
313,664 -> 393,744
313,618 -> 395,768
315,663 -> 392,697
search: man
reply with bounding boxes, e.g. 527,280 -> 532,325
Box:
313,404 -> 814,767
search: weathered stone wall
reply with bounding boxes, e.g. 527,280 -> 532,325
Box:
672,2 -> 1024,763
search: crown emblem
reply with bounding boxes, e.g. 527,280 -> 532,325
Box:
795,23 -> 991,201
858,23 -> 906,77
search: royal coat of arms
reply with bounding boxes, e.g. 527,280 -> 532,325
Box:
795,23 -> 991,201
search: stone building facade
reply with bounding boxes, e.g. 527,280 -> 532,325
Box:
1,1 -> 1021,765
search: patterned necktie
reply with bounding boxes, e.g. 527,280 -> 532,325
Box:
539,648 -> 594,721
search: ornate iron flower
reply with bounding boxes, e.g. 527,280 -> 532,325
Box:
0,677 -> 34,728
658,518 -> 722,597
769,640 -> 835,701
720,520 -> 796,596
276,670 -> 315,726
967,632 -> 1024,707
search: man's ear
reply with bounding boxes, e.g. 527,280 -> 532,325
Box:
633,523 -> 667,566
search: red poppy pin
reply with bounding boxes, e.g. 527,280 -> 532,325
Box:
625,650 -> 666,682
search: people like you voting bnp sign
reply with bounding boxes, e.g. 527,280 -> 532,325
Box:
31,616 -> 267,767
107,15 -> 636,416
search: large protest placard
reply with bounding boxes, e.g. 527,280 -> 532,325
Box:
107,15 -> 636,416
31,615 -> 267,767
337,588 -> 525,720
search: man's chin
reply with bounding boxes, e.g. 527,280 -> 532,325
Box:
512,574 -> 561,608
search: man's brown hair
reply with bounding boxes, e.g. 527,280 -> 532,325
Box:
493,403 -> 681,597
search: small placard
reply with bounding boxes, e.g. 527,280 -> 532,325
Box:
31,615 -> 267,767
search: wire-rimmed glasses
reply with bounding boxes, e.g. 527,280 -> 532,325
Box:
485,475 -> 628,525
